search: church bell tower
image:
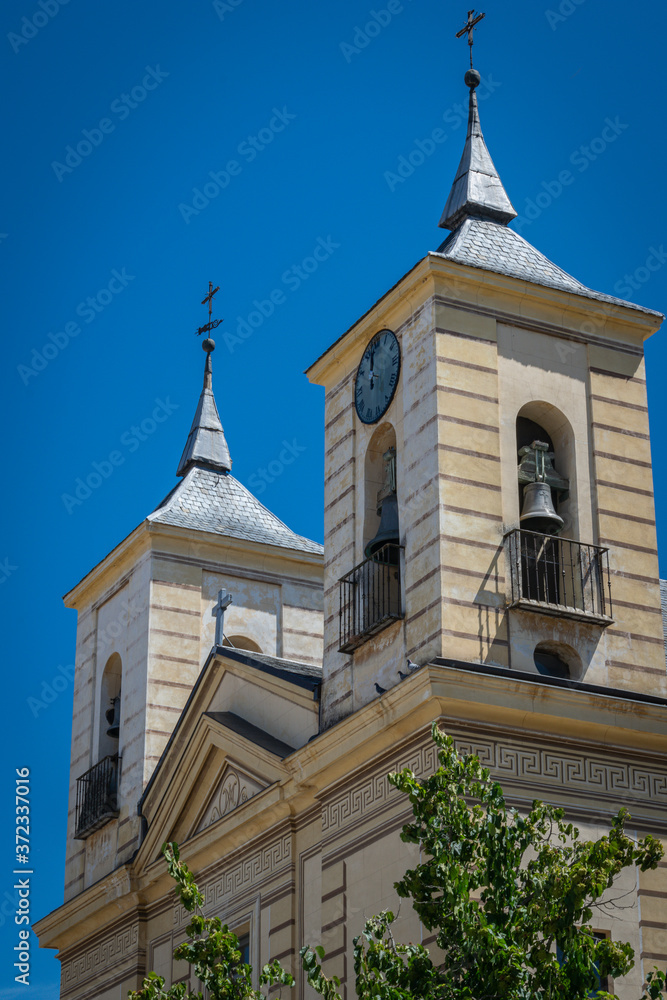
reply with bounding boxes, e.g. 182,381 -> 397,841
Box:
308,27 -> 665,729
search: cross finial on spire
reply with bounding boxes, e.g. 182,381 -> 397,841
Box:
455,9 -> 485,68
196,281 -> 224,338
212,589 -> 233,646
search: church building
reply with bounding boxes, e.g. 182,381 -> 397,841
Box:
36,30 -> 667,1000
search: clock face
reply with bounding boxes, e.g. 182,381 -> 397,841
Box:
354,329 -> 401,424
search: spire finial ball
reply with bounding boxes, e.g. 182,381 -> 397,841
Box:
464,68 -> 481,89
202,338 -> 215,353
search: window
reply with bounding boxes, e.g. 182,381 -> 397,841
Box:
556,930 -> 612,996
533,641 -> 582,680
99,653 -> 122,759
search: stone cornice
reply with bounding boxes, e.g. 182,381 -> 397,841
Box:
306,252 -> 662,388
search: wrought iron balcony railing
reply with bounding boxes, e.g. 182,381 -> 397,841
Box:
75,753 -> 121,839
339,543 -> 404,652
505,529 -> 613,625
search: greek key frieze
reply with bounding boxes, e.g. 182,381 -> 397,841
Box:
61,922 -> 139,990
173,833 -> 291,927
322,733 -> 667,835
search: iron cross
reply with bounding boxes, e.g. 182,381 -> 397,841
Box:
456,9 -> 485,68
196,281 -> 223,337
212,589 -> 233,646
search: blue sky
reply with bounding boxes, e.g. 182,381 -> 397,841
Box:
2,0 -> 666,995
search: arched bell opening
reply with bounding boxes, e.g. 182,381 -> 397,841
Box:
516,402 -> 576,540
222,635 -> 263,653
363,423 -> 399,562
99,653 -> 122,760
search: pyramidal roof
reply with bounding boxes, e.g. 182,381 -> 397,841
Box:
152,342 -> 322,557
435,68 -> 663,318
433,218 -> 660,313
148,466 -> 322,555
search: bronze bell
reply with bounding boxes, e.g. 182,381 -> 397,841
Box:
365,493 -> 400,560
520,481 -> 564,535
105,696 -> 121,738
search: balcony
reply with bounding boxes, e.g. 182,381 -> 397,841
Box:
75,754 -> 121,839
339,543 -> 404,652
505,529 -> 613,626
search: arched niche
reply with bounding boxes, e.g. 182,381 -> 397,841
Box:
223,635 -> 262,653
363,422 -> 397,553
516,401 -> 577,539
98,653 -> 122,760
533,640 -> 582,681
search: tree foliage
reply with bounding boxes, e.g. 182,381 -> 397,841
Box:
128,842 -> 293,1000
130,727 -> 666,1000
302,725 -> 665,1000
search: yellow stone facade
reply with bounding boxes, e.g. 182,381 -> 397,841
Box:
36,78 -> 667,1000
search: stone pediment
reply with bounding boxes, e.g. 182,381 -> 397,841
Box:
195,762 -> 266,834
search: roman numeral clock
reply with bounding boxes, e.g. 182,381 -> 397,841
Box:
354,329 -> 401,424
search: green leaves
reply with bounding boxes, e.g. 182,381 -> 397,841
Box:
128,843 -> 294,1000
305,724 -> 665,1000
132,731 -> 665,1000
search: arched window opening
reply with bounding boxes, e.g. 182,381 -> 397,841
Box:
99,653 -> 122,760
533,641 -> 581,680
516,403 -> 575,539
363,423 -> 399,557
223,635 -> 262,653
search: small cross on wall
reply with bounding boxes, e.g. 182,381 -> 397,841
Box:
212,589 -> 233,647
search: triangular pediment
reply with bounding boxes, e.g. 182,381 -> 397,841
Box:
194,759 -> 266,835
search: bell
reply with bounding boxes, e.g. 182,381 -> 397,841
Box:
105,696 -> 121,739
520,481 -> 564,535
365,492 -> 400,559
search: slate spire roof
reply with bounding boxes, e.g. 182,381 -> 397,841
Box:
151,339 -> 323,557
434,68 -> 663,319
176,345 -> 232,477
439,69 -> 517,231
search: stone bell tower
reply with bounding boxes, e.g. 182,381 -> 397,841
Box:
308,59 -> 665,729
61,298 -> 323,902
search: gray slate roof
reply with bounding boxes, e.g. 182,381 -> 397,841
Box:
660,580 -> 667,667
440,84 -> 516,231
148,466 -> 323,556
433,218 -> 663,315
177,352 -> 232,477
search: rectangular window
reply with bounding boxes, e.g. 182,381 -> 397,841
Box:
556,931 -> 612,996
